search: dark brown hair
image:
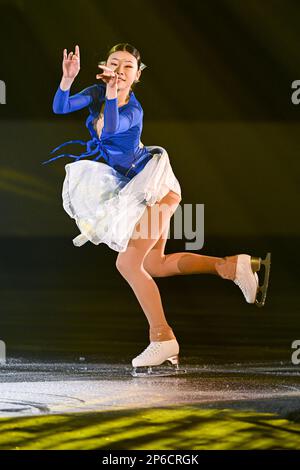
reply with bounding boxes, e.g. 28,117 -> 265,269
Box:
103,43 -> 143,91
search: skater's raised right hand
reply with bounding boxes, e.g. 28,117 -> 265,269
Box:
62,45 -> 80,79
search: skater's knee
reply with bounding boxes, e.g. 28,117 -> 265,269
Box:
167,190 -> 181,204
143,253 -> 166,277
116,255 -> 130,274
116,253 -> 142,276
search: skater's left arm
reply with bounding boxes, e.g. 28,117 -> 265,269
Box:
96,64 -> 141,134
103,98 -> 142,134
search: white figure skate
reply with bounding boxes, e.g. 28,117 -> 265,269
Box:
233,253 -> 271,307
216,253 -> 271,307
131,339 -> 186,377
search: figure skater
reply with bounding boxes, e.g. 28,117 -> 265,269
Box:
42,43 -> 271,376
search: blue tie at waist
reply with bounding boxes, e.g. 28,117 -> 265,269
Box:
41,138 -> 154,180
41,138 -> 104,165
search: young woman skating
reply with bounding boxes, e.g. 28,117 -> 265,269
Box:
42,43 -> 271,376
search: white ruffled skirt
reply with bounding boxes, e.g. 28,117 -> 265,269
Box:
62,145 -> 182,252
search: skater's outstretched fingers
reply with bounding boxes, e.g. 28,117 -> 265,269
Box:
75,44 -> 80,60
97,64 -> 115,73
96,65 -> 115,77
96,65 -> 117,83
62,45 -> 81,79
96,73 -> 115,83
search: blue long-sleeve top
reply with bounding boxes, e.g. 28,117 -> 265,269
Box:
41,82 -> 153,179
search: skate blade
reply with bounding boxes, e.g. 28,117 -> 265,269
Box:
251,252 -> 271,307
131,366 -> 187,378
131,355 -> 187,377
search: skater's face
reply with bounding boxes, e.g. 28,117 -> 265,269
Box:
106,51 -> 141,91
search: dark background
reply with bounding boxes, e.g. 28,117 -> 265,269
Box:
0,0 -> 299,363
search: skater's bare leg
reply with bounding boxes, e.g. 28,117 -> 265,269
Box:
143,223 -> 226,278
144,244 -> 225,277
116,190 -> 181,342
